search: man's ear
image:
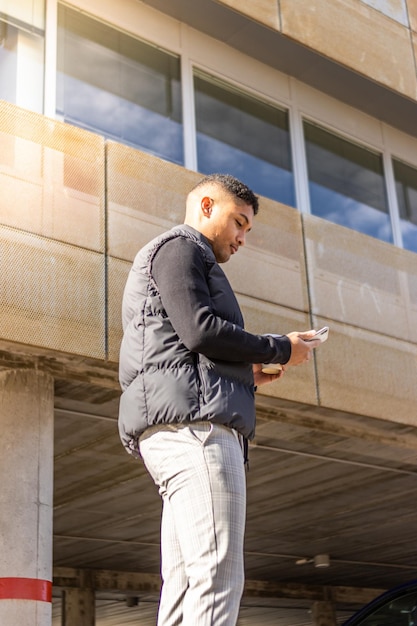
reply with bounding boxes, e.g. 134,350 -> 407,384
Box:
201,196 -> 213,216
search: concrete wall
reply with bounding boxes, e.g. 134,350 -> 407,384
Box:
1,99 -> 416,426
215,0 -> 417,101
0,101 -> 106,359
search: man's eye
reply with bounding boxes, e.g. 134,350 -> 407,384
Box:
236,220 -> 242,227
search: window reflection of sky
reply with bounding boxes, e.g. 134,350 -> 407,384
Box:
406,186 -> 417,224
400,220 -> 417,252
394,162 -> 417,252
57,75 -> 183,164
57,8 -> 183,166
304,126 -> 388,209
55,6 -> 416,255
310,182 -> 393,243
0,40 -> 17,103
305,122 -> 394,243
197,133 -> 295,207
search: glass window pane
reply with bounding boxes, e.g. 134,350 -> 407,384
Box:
0,19 -> 44,112
393,159 -> 417,253
194,70 -> 295,206
57,5 -> 183,165
0,20 -> 18,103
304,121 -> 392,243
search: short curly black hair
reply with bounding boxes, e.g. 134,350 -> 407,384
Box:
191,173 -> 259,215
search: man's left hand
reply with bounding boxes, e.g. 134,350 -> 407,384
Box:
253,362 -> 285,387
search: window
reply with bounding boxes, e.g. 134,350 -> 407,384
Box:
194,70 -> 295,207
0,13 -> 44,112
56,5 -> 183,165
393,159 -> 417,253
304,121 -> 392,243
51,2 -> 417,254
0,20 -> 17,103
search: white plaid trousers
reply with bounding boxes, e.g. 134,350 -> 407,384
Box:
139,421 -> 247,626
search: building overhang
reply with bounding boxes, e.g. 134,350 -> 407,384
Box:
140,0 -> 417,139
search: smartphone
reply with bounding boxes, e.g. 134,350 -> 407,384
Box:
262,326 -> 329,373
306,326 -> 329,343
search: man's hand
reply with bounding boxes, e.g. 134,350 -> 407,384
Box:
254,329 -> 321,387
286,330 -> 320,366
253,362 -> 286,387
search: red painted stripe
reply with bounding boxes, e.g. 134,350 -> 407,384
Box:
0,578 -> 52,602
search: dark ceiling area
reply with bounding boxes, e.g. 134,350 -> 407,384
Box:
51,376 -> 417,624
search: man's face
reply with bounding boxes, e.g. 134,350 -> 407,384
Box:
202,195 -> 254,263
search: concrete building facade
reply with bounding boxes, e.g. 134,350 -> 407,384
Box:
0,1 -> 417,625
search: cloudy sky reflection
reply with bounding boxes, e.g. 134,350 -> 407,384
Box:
57,75 -> 183,164
400,220 -> 417,252
197,133 -> 295,207
310,183 -> 394,243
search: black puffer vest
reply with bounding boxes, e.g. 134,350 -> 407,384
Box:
118,225 -> 256,458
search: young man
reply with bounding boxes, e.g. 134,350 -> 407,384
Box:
118,173 -> 318,626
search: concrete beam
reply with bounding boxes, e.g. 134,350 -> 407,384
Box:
256,396 -> 417,452
0,343 -> 119,391
53,567 -> 384,606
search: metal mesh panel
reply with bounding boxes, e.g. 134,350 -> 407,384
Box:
301,212 -> 417,421
0,101 -> 106,358
303,212 -> 417,343
224,196 -> 309,313
313,318 -> 417,423
0,225 -> 106,357
107,257 -> 130,364
2,101 -> 415,420
106,141 -> 199,362
106,141 -> 198,262
0,100 -> 105,251
105,141 -> 312,363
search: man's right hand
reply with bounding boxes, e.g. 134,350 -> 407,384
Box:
285,330 -> 321,366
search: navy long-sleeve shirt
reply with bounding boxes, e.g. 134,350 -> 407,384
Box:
152,227 -> 291,366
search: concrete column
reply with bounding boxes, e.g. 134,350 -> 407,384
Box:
63,588 -> 95,626
311,600 -> 337,626
0,369 -> 54,626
